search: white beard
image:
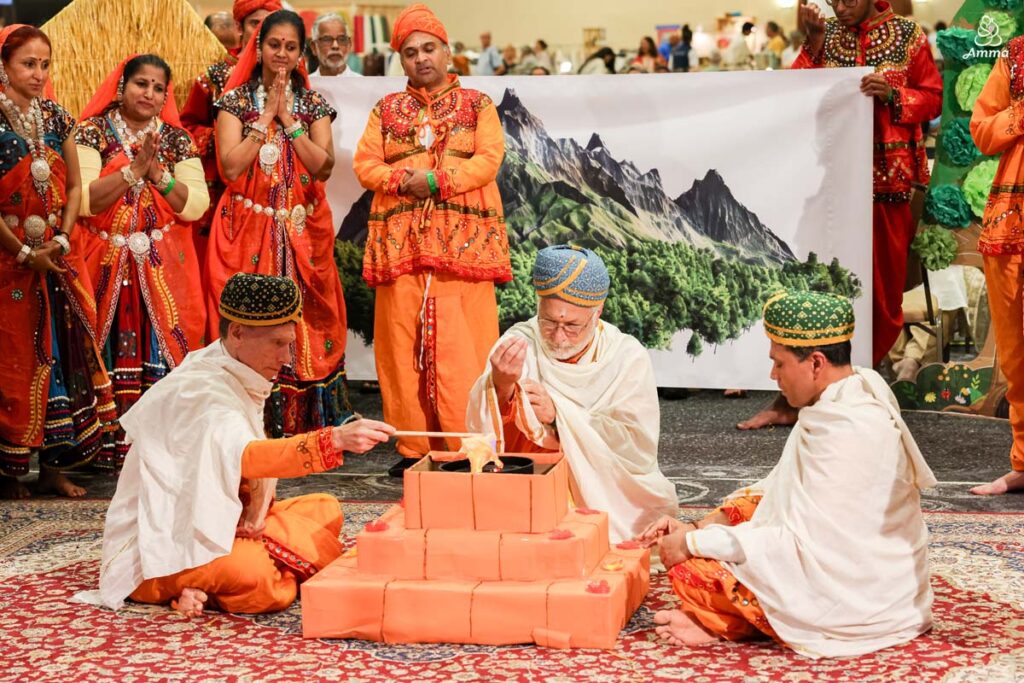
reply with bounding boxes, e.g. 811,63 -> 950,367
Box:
543,332 -> 595,361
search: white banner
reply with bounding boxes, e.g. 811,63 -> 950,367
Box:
312,71 -> 874,389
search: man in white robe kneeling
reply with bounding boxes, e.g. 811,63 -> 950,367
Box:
639,289 -> 937,658
467,245 -> 678,543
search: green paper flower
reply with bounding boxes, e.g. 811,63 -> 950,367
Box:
912,227 -> 959,272
986,0 -> 1021,11
942,118 -> 981,167
924,185 -> 973,228
981,11 -> 1018,46
963,158 -> 1000,217
956,63 -> 993,111
936,27 -> 979,66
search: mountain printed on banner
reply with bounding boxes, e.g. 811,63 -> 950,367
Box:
495,89 -> 794,266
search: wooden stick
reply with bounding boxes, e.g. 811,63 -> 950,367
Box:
393,431 -> 482,439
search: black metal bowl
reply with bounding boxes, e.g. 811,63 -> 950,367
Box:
438,455 -> 534,475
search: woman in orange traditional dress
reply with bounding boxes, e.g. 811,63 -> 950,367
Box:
0,25 -> 116,499
206,10 -> 348,437
73,54 -> 210,466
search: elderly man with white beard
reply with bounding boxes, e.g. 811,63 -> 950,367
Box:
309,13 -> 361,78
466,245 -> 678,542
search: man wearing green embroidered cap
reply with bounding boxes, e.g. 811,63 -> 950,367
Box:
75,273 -> 395,617
466,245 -> 677,544
637,289 -> 938,658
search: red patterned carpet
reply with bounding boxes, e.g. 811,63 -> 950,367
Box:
2,500 -> 1023,682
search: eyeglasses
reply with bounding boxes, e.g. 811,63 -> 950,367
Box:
824,0 -> 860,7
538,317 -> 591,338
316,35 -> 351,47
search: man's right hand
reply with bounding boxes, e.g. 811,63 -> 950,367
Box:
332,419 -> 395,453
490,336 -> 528,403
799,3 -> 827,56
636,515 -> 687,548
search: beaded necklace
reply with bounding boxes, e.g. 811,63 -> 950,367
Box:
0,91 -> 50,197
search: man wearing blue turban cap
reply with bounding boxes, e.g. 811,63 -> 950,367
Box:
466,245 -> 677,544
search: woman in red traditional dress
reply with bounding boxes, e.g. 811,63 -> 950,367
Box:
207,10 -> 348,436
0,25 -> 116,498
73,54 -> 210,465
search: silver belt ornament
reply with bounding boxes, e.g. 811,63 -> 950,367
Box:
5,213 -> 58,245
233,195 -> 313,234
96,224 -> 169,258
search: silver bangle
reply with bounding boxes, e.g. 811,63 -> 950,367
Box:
15,243 -> 31,263
250,121 -> 269,136
155,169 -> 173,192
284,121 -> 302,136
52,233 -> 71,256
121,165 -> 142,188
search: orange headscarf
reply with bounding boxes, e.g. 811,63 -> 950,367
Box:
233,0 -> 283,25
0,24 -> 57,100
222,12 -> 311,96
390,3 -> 448,51
78,55 -> 182,128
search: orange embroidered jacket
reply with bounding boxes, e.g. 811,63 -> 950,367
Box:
792,1 -> 943,202
353,75 -> 512,287
971,36 -> 1024,255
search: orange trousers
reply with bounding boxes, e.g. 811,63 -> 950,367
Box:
130,494 -> 342,614
668,496 -> 781,643
983,254 -> 1024,471
373,271 -> 499,457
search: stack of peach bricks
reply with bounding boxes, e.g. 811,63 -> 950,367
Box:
302,451 -> 650,648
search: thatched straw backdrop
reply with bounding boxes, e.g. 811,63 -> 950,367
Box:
42,0 -> 227,117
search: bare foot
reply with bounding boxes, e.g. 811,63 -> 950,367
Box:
736,394 -> 797,430
892,358 -> 921,383
653,609 -> 718,646
36,467 -> 87,498
0,475 -> 30,500
723,389 -> 748,398
174,587 -> 208,618
970,470 -> 1024,496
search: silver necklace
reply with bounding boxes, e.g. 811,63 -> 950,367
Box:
111,109 -> 159,161
0,92 -> 50,195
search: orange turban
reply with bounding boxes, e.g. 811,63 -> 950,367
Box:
232,0 -> 283,24
390,3 -> 448,51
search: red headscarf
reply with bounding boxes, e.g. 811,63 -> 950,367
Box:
78,55 -> 182,127
233,0 -> 283,25
222,12 -> 310,95
0,24 -> 57,100
390,4 -> 448,51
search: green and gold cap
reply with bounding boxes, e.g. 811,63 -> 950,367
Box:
762,289 -> 854,347
218,273 -> 302,326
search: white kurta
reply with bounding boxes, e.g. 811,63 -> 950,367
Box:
467,317 -> 678,542
73,341 -> 271,610
687,368 -> 938,658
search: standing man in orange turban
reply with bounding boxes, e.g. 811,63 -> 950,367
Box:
354,3 -> 511,476
180,0 -> 282,271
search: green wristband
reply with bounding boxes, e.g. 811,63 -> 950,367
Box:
289,127 -> 306,140
160,176 -> 176,196
426,171 -> 438,195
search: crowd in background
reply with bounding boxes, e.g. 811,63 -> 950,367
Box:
204,9 -> 949,78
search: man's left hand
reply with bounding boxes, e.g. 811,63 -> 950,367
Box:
861,73 -> 893,102
399,169 -> 432,199
235,521 -> 266,539
522,379 -> 556,425
658,529 -> 693,568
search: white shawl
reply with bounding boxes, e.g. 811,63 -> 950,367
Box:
687,368 -> 938,658
73,341 -> 270,610
467,318 -> 678,542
